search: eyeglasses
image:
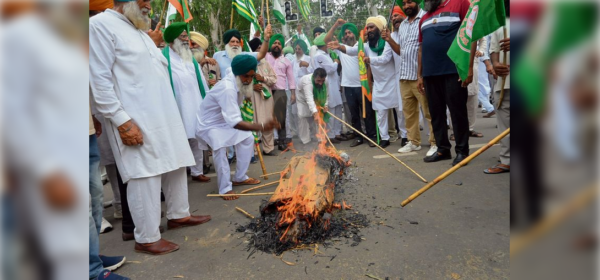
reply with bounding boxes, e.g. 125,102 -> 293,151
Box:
178,34 -> 189,40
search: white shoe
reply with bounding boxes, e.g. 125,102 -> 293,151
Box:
100,217 -> 113,234
398,142 -> 421,153
426,145 -> 438,157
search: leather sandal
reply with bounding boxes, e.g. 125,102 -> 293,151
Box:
484,164 -> 510,174
232,178 -> 261,186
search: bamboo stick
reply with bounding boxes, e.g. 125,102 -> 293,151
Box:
327,112 -> 428,183
260,171 -> 283,178
255,143 -> 268,179
207,192 -> 274,197
401,128 -> 510,207
240,181 -> 279,194
230,4 -> 234,29
510,185 -> 597,257
497,27 -> 508,109
158,0 -> 169,25
266,0 -> 270,25
235,207 -> 256,219
317,119 -> 338,153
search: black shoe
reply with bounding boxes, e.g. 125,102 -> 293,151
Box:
335,135 -> 350,141
262,150 -> 278,156
452,153 -> 468,166
274,139 -> 280,146
423,151 -> 452,163
380,140 -> 390,148
328,137 -> 341,144
203,164 -> 212,175
350,139 -> 364,147
368,139 -> 376,147
278,144 -> 285,151
400,138 -> 408,147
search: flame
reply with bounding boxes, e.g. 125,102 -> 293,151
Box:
274,113 -> 349,242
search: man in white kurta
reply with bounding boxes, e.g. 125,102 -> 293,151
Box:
196,55 -> 279,200
329,16 -> 403,148
311,34 -> 345,143
162,23 -> 211,183
296,70 -> 329,144
89,5 -> 211,255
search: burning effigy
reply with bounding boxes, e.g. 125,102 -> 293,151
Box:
237,124 -> 368,256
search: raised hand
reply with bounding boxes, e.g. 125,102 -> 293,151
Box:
334,18 -> 346,27
327,41 -> 341,50
147,21 -> 163,47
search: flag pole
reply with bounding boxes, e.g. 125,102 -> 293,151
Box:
266,0 -> 270,25
159,0 -> 168,25
230,3 -> 235,29
497,27 -> 508,109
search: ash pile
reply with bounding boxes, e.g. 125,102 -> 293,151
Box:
236,149 -> 369,256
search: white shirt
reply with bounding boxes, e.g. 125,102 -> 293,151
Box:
490,19 -> 510,92
296,74 -> 329,117
335,42 -> 361,87
312,49 -> 342,107
290,53 -> 311,83
89,9 -> 194,182
344,42 -> 400,110
196,71 -> 253,150
169,47 -> 209,139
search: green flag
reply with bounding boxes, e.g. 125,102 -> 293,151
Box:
272,0 -> 286,25
297,0 -> 311,20
233,0 -> 262,31
447,0 -> 506,81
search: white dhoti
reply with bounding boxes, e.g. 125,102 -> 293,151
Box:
127,167 -> 190,243
298,116 -> 316,144
326,105 -> 343,138
212,135 -> 253,194
376,107 -> 406,141
188,138 -> 205,176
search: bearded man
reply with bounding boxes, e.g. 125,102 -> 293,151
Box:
328,16 -> 402,148
196,55 -> 280,200
214,28 -> 271,77
296,68 -> 329,145
325,20 -> 377,147
189,31 -> 221,88
90,0 -> 211,255
162,22 -> 211,183
417,0 -> 472,165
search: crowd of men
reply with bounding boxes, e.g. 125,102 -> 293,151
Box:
87,0 -> 510,279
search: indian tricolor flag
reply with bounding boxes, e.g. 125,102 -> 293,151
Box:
167,0 -> 193,23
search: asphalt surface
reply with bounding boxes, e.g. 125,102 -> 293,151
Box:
100,112 -> 509,279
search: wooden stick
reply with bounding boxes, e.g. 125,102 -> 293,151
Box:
240,181 -> 279,194
230,4 -> 234,29
255,143 -> 268,179
158,0 -> 169,25
401,128 -> 510,207
318,120 -> 338,153
497,27 -> 508,109
327,112 -> 428,183
260,171 -> 283,178
235,207 -> 255,219
207,192 -> 274,197
266,0 -> 270,25
510,185 -> 597,257
362,91 -> 366,119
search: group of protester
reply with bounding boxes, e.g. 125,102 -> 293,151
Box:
87,0 -> 510,279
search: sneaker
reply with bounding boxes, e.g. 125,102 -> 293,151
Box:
100,217 -> 113,234
113,209 -> 123,220
389,135 -> 399,143
100,255 -> 126,271
426,145 -> 438,157
398,142 -> 421,153
97,269 -> 130,280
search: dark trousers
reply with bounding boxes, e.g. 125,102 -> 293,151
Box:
115,166 -> 135,234
423,73 -> 469,155
344,86 -> 377,139
273,90 -> 287,141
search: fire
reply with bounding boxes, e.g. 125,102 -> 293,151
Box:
267,113 -> 349,243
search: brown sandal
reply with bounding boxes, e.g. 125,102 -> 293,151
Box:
484,164 -> 510,174
483,111 -> 496,118
232,177 -> 261,186
469,131 -> 484,137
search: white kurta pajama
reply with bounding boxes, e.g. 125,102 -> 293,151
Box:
168,47 -> 210,177
89,10 -> 195,244
311,50 -> 343,138
196,71 -> 254,194
296,74 -> 328,144
344,42 -> 403,141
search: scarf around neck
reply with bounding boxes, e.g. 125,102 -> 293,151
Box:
312,76 -> 330,123
162,47 -> 207,99
368,38 -> 386,56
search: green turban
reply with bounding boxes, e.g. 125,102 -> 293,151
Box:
269,33 -> 285,50
231,55 -> 258,76
163,22 -> 188,43
313,33 -> 326,46
339,23 -> 359,41
293,39 -> 308,54
283,46 -> 294,55
223,29 -> 242,44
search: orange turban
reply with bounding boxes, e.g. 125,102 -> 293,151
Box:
90,0 -> 113,11
392,6 -> 405,17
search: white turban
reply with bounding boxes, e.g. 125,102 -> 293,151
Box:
366,15 -> 387,31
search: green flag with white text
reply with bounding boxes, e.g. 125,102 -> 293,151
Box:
447,0 -> 506,81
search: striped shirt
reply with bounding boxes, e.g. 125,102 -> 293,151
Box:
396,9 -> 426,81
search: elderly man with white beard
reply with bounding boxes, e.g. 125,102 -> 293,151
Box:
196,55 -> 280,200
161,22 -> 211,183
90,0 -> 212,255
214,28 -> 271,77
189,31 -> 221,88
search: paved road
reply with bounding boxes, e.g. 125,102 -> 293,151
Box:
100,112 -> 509,279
